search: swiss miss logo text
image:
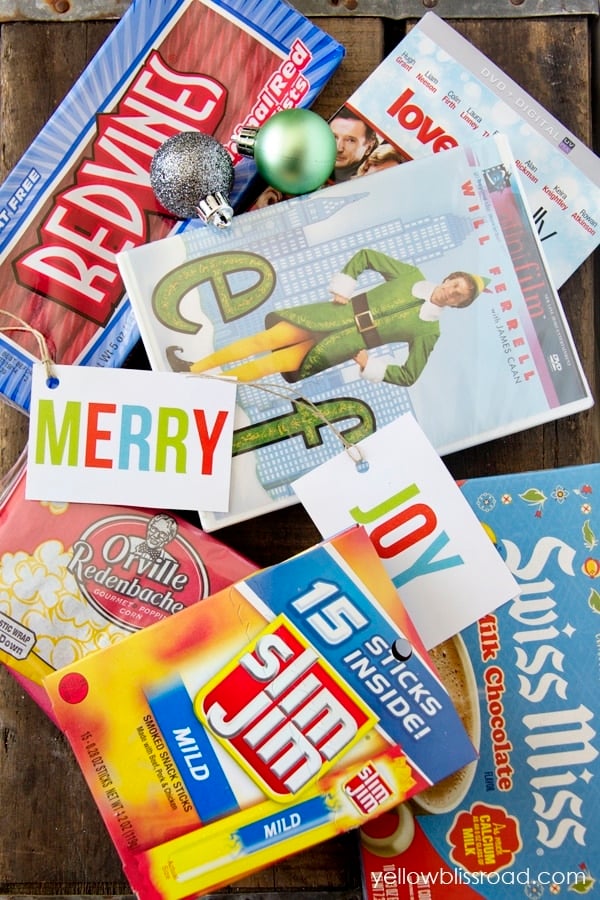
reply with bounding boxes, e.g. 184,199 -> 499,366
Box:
68,513 -> 208,631
197,616 -> 376,799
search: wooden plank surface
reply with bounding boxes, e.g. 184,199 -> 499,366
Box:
2,0 -> 599,20
0,10 -> 598,899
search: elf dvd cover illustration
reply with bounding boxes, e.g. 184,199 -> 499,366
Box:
359,463 -> 600,899
0,0 -> 344,413
46,526 -> 477,900
118,134 -> 592,529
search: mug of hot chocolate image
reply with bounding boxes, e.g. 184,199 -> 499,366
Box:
410,633 -> 481,815
360,634 -> 480,855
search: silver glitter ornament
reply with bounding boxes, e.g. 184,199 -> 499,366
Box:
150,131 -> 234,228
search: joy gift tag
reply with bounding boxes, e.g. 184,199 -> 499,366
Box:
26,364 -> 236,512
293,414 -> 518,648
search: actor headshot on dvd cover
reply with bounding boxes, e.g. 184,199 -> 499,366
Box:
356,142 -> 405,177
329,108 -> 379,182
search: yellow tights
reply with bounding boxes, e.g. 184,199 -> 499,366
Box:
190,321 -> 315,382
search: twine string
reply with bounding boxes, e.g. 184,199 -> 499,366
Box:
0,310 -> 365,466
189,371 -> 365,465
0,309 -> 57,384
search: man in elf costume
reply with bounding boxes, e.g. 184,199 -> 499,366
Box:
187,248 -> 488,387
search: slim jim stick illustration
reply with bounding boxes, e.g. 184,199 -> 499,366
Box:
141,750 -> 412,900
146,793 -> 335,894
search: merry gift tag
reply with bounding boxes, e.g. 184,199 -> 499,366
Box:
293,414 -> 518,648
26,364 -> 236,512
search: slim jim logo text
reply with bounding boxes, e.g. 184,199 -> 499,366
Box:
387,87 -> 459,152
197,617 -> 374,798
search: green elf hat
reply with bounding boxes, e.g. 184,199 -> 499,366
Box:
470,273 -> 491,296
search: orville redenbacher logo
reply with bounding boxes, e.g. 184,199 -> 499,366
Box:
67,513 -> 208,631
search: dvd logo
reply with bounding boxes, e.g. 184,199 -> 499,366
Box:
387,88 -> 458,152
198,617 -> 374,797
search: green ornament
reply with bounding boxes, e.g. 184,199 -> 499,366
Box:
235,108 -> 337,196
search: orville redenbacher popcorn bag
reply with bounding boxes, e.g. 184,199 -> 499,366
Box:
0,453 -> 256,720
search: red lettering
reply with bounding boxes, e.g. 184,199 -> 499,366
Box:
370,503 -> 437,559
16,186 -> 144,322
14,51 -> 228,324
289,38 -> 310,69
15,242 -> 120,324
85,402 -> 115,468
193,408 -> 229,475
229,39 -> 311,157
129,52 -> 226,128
387,88 -> 458,152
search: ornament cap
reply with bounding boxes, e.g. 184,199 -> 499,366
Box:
196,191 -> 234,229
235,126 -> 259,158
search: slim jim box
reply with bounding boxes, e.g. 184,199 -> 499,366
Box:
46,527 -> 476,900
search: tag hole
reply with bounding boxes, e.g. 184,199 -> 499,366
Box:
391,637 -> 412,661
46,375 -> 60,389
356,459 -> 370,474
